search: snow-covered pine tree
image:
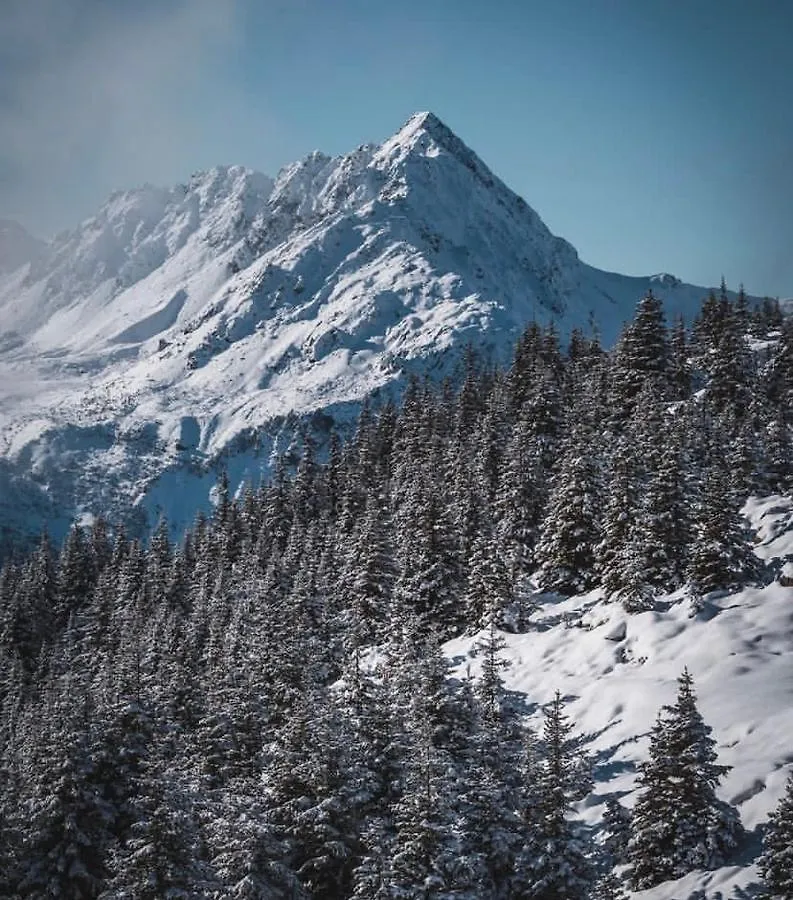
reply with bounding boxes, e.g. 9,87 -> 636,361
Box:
602,797 -> 632,866
610,290 -> 670,424
18,715 -> 117,899
387,627 -> 472,896
614,415 -> 691,611
460,629 -> 529,897
493,412 -> 547,588
626,669 -> 742,890
764,405 -> 793,493
686,462 -> 757,597
669,314 -> 692,401
56,523 -> 94,626
705,296 -> 753,417
521,692 -> 595,900
758,771 -> 793,900
591,869 -> 626,900
766,317 -> 793,413
393,472 -> 463,633
103,767 -> 208,899
535,437 -> 602,595
596,438 -> 642,601
464,522 -> 515,630
473,604 -> 511,727
338,490 -> 398,649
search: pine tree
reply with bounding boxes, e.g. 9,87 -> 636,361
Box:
613,420 -> 691,610
766,317 -> 793,412
103,770 -> 208,899
56,524 -> 94,626
591,870 -> 625,900
706,302 -> 753,417
338,492 -> 398,649
627,669 -> 742,890
687,464 -> 757,597
209,795 -> 305,899
385,627 -> 471,897
602,797 -> 631,865
765,406 -> 793,493
458,626 -> 531,898
521,692 -> 595,900
668,315 -> 692,401
18,717 -> 117,900
494,415 -> 546,587
393,473 -> 462,633
464,523 -> 515,630
4,533 -> 57,672
596,440 -> 641,600
535,441 -> 602,595
610,291 -> 669,422
759,771 -> 793,900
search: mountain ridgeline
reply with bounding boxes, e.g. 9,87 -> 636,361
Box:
0,112 -> 771,553
1,287 -> 792,898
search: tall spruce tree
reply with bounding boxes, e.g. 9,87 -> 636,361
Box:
627,669 -> 742,890
535,439 -> 602,595
610,290 -> 669,423
686,463 -> 757,597
521,692 -> 595,900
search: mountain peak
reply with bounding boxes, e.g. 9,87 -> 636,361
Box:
398,109 -> 445,134
386,110 -> 466,157
374,110 -> 507,204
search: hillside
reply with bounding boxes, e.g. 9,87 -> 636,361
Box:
1,290 -> 791,897
450,491 -> 793,899
0,112 -> 754,552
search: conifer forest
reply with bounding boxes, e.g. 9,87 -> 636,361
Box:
1,288 -> 792,898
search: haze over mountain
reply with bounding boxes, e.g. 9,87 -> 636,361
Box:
0,112 -> 757,549
0,219 -> 44,274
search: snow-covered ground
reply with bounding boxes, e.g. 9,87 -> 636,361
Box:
446,493 -> 793,899
0,112 -> 756,549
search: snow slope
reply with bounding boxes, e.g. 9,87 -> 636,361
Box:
0,112 -> 754,549
447,492 -> 793,899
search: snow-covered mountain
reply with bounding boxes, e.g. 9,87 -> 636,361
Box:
0,112 -> 753,550
0,219 -> 45,275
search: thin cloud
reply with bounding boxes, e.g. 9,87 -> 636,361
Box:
0,0 -> 243,236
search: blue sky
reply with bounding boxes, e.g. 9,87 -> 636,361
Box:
1,0 -> 791,297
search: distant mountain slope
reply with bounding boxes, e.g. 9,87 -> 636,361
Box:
0,112 -> 755,549
0,219 -> 44,274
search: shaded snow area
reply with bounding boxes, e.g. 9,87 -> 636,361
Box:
446,494 -> 793,900
0,112 -> 763,549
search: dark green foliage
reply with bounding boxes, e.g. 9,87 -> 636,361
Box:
522,692 -> 595,900
535,441 -> 602,594
687,463 -> 757,596
610,291 -> 669,422
627,670 -> 742,890
759,772 -> 793,900
17,720 -> 117,899
602,797 -> 631,865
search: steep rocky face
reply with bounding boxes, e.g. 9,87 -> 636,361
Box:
0,112 -> 743,549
